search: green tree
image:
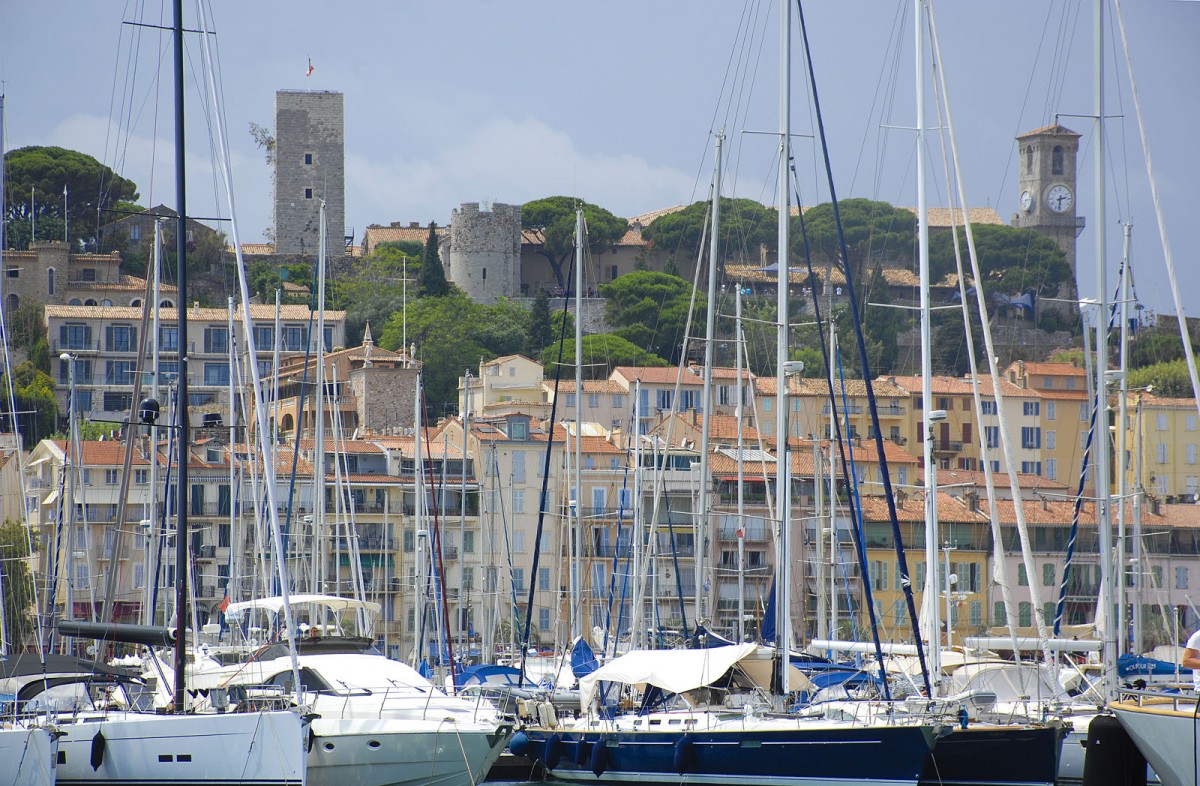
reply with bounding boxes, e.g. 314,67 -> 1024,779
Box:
860,263 -> 905,374
0,519 -> 37,650
29,338 -> 51,376
5,303 -> 45,349
1,362 -> 58,447
416,222 -> 450,297
522,197 -> 627,291
1128,360 -> 1195,398
641,198 -> 777,272
379,292 -> 528,411
928,223 -> 1071,298
527,289 -> 554,356
3,146 -> 139,249
330,241 -> 420,347
599,271 -> 700,365
1128,331 -> 1194,370
540,333 -> 669,379
796,199 -> 916,278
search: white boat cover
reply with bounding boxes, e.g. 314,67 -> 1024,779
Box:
578,643 -> 758,708
225,593 -> 381,619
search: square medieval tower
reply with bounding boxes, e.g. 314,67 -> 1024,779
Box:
273,90 -> 345,257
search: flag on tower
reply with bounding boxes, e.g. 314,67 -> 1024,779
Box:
306,58 -> 314,78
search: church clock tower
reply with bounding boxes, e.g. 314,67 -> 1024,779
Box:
1012,124 -> 1083,307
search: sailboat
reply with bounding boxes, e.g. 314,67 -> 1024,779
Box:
44,2 -> 309,783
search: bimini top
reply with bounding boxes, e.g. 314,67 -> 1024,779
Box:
579,643 -> 761,708
225,593 -> 382,619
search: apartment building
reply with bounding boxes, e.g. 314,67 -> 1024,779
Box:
1124,394 -> 1200,501
1005,361 -> 1091,489
46,303 -> 345,424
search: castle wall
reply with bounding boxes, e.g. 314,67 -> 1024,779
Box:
447,202 -> 521,304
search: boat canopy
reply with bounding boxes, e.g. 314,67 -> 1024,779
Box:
225,593 -> 382,619
945,662 -> 1068,703
579,643 -> 777,707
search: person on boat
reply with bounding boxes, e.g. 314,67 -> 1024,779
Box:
1181,628 -> 1200,688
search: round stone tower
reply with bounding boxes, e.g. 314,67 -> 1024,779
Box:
447,201 -> 521,304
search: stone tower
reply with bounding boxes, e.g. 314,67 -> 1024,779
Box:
273,90 -> 345,257
447,202 -> 522,304
1011,124 -> 1083,305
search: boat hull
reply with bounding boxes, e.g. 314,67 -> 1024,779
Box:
1112,699 -> 1199,786
0,725 -> 55,786
307,717 -> 510,786
52,710 -> 306,785
519,722 -> 937,786
920,724 -> 1065,786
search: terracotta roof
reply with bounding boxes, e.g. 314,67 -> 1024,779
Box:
616,227 -> 647,246
239,243 -> 276,255
611,366 -> 711,386
297,439 -> 385,455
1020,362 -> 1086,377
1036,389 -> 1089,401
44,303 -> 343,322
52,440 -> 151,466
630,206 -> 687,226
483,354 -> 540,367
930,467 -> 1070,492
754,377 -> 909,398
1016,124 -> 1081,139
362,224 -> 443,254
1141,395 -> 1198,409
887,374 -> 1031,398
545,379 -> 627,394
859,490 -> 988,525
652,413 -> 762,445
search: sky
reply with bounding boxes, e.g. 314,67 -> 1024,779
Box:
2,0 -> 1197,315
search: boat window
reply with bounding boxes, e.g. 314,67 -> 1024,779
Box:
267,667 -> 333,694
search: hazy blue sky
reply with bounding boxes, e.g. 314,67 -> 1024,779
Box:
2,1 -> 1197,314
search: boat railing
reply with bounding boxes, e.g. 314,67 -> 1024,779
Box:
1115,686 -> 1197,711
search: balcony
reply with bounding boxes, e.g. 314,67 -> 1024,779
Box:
52,339 -> 101,353
932,440 -> 963,454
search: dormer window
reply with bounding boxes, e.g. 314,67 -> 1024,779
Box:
509,419 -> 529,441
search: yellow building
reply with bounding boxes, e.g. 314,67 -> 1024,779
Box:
1123,393 -> 1200,501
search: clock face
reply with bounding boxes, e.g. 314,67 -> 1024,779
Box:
1046,184 -> 1073,213
1020,190 -> 1033,211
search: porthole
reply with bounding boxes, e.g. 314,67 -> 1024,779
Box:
368,740 -> 381,749
323,742 -> 335,751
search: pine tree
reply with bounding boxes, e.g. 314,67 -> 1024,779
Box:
527,289 -> 553,355
416,222 -> 449,297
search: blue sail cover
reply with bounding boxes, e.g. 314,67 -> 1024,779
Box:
1117,653 -> 1192,678
760,579 -> 777,644
571,638 -> 600,678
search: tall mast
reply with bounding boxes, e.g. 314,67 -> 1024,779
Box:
171,0 -> 190,713
775,0 -> 792,695
1093,0 -> 1116,700
915,0 -> 941,678
697,132 -> 722,625
572,208 -> 584,641
145,221 -> 162,624
313,202 -> 328,593
735,286 -> 746,641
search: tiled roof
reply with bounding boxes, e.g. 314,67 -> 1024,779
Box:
52,439 -> 152,466
239,243 -> 276,255
754,377 -> 909,398
611,366 -> 706,386
630,206 -> 687,226
483,354 -> 540,367
545,379 -> 627,394
362,224 -> 443,254
859,490 -> 988,525
1036,389 -> 1088,401
1021,362 -> 1086,377
1016,124 -> 1081,139
297,439 -> 385,455
44,303 -> 344,322
1141,395 -> 1198,409
888,374 -> 1031,398
930,467 -> 1070,492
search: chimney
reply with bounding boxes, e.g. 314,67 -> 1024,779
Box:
1151,496 -> 1161,516
965,490 -> 979,513
1041,496 -> 1049,512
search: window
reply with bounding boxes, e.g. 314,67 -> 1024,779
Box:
981,400 -> 997,416
1026,146 -> 1033,173
984,425 -> 1000,449
1043,376 -> 1054,389
1190,444 -> 1199,465
105,360 -> 136,385
47,267 -> 55,295
133,563 -> 145,589
937,397 -> 952,411
135,469 -> 148,484
612,394 -> 625,409
538,607 -> 551,632
284,325 -> 308,351
1157,443 -> 1168,464
204,327 -> 228,354
104,469 -> 119,484
512,568 -> 525,591
1021,427 -> 1041,449
1080,403 -> 1089,422
1187,414 -> 1198,431
591,487 -> 606,513
1046,431 -> 1056,450
1176,566 -> 1189,590
255,325 -> 274,349
1020,461 -> 1042,476
106,324 -> 136,352
203,362 -> 230,386
510,419 -> 528,440
994,601 -> 1006,626
1018,564 -> 1028,586
1152,566 -> 1163,589
588,392 -> 599,409
80,268 -> 96,282
159,326 -> 179,352
1045,459 -> 1057,480
1046,402 -> 1056,421
103,392 -> 133,412
565,393 -> 576,408
463,530 -> 475,553
1019,602 -> 1032,627
1023,401 -> 1040,417
1042,563 -> 1055,586
655,389 -> 674,411
481,268 -> 487,281
60,323 -> 92,350
512,490 -> 525,514
512,451 -> 526,483
1052,145 -> 1064,175
304,188 -> 313,199
304,152 -> 313,165
1156,414 -> 1168,431
870,560 -> 889,591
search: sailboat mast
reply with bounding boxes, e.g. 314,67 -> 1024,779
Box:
736,286 -> 746,642
1116,223 -> 1133,653
573,207 -> 583,642
915,0 -> 941,679
171,0 -> 190,713
145,221 -> 161,624
775,0 -> 792,695
697,132 -> 722,626
314,202 -> 328,594
1093,0 -> 1117,700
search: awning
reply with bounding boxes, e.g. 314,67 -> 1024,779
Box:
225,593 -> 381,619
579,643 -> 758,707
41,489 -> 61,507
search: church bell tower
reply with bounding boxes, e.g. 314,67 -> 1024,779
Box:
1011,124 -> 1083,307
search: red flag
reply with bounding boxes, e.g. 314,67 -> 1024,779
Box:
218,594 -> 230,613
306,58 -> 314,77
